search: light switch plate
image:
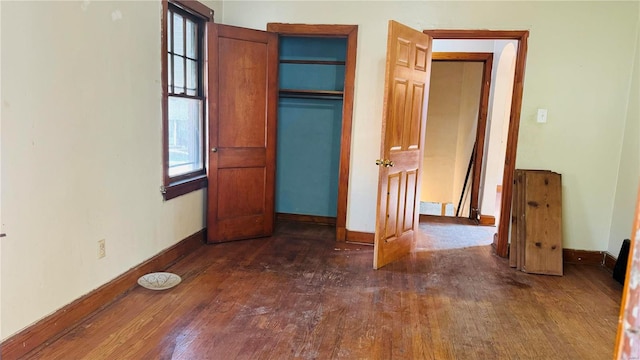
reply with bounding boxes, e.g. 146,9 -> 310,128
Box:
537,108 -> 548,123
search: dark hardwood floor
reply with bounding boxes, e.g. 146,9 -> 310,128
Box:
25,221 -> 622,359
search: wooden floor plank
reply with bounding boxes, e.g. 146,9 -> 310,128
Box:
23,220 -> 622,360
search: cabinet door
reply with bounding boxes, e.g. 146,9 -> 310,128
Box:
206,24 -> 278,243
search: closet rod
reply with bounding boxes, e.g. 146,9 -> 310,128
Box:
279,89 -> 344,100
279,94 -> 344,100
280,59 -> 346,65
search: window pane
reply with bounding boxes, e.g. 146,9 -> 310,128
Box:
173,13 -> 184,56
168,54 -> 173,91
167,10 -> 172,52
167,11 -> 173,51
186,20 -> 197,59
186,59 -> 197,96
173,55 -> 185,93
168,97 -> 203,177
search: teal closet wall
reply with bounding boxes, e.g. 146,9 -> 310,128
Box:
276,37 -> 347,217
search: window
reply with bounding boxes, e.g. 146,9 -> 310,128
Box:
167,5 -> 203,177
162,1 -> 213,200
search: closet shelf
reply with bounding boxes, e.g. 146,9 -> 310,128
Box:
279,89 -> 344,100
279,59 -> 346,65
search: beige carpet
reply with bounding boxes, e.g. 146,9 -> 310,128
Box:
417,219 -> 496,251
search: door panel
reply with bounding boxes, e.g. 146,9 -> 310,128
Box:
384,173 -> 401,241
216,148 -> 266,168
403,170 -> 418,231
374,21 -> 432,269
390,80 -> 408,150
407,83 -> 425,149
207,23 -> 278,243
217,168 -> 266,219
218,37 -> 267,148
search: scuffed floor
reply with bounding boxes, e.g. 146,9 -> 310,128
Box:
26,221 -> 621,360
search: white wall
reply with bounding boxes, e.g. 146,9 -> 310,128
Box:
221,1 -> 639,251
0,0 -> 222,340
607,23 -> 640,256
432,39 -> 495,53
421,62 -> 465,204
421,61 -> 482,216
479,41 -> 517,219
421,62 -> 481,207
452,62 -> 482,216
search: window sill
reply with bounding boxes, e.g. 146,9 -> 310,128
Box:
162,174 -> 208,200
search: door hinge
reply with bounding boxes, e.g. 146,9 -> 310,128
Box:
160,185 -> 167,195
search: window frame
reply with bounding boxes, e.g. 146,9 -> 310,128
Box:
161,0 -> 213,200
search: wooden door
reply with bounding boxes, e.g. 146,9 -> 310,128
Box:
614,186 -> 640,359
373,21 -> 432,269
207,24 -> 278,243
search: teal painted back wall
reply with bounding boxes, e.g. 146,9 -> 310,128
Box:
275,37 -> 347,217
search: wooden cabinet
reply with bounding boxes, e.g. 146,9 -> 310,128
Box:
509,169 -> 563,275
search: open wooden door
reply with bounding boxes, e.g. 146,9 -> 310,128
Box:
614,185 -> 640,358
207,24 -> 278,243
373,21 -> 433,269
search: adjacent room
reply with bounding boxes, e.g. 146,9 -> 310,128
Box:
2,0 -> 639,359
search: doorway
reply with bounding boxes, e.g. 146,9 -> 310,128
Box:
419,52 -> 493,222
372,27 -> 528,268
422,31 -> 529,257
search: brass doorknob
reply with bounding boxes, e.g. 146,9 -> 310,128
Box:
375,159 -> 394,167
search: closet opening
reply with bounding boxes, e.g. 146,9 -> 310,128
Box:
275,36 -> 345,226
266,24 -> 358,241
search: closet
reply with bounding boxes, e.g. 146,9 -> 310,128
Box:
275,36 -> 348,221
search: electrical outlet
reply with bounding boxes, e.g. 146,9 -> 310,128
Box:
98,239 -> 106,259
